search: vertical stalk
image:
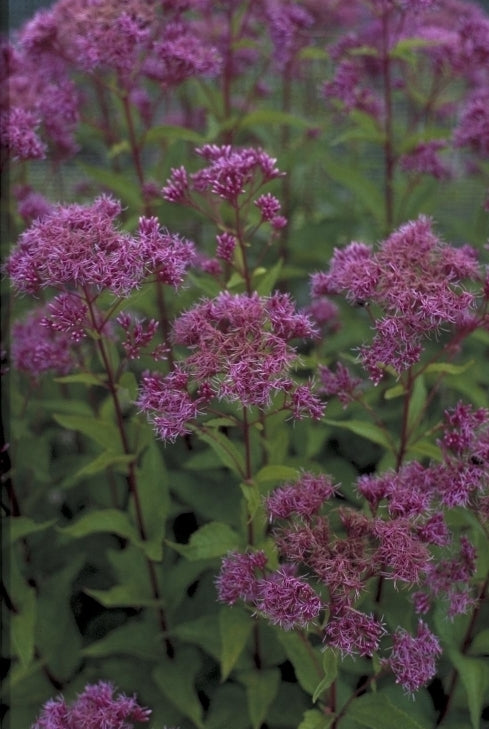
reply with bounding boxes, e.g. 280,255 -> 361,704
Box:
85,293 -> 174,656
381,8 -> 395,233
436,573 -> 489,726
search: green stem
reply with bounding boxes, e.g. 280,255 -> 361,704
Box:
381,8 -> 395,232
436,572 -> 489,726
85,292 -> 174,656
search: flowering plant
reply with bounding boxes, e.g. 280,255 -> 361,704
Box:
2,1 -> 488,729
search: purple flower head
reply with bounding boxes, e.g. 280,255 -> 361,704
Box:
314,217 -> 481,382
324,608 -> 386,657
311,242 -> 377,304
255,568 -> 322,629
117,313 -> 162,360
164,145 -> 284,207
5,197 -> 194,297
31,680 -> 151,729
145,21 -> 222,86
0,107 -> 46,161
323,59 -> 382,119
14,185 -> 53,223
414,534 -> 478,617
216,232 -> 237,262
43,292 -> 90,342
373,517 -> 431,585
266,471 -> 336,521
12,305 -> 79,380
216,550 -> 268,605
137,368 -> 200,442
400,140 -> 451,180
137,215 -> 196,287
306,297 -> 340,334
265,0 -> 314,71
168,291 -> 318,412
387,621 -> 441,693
434,402 -> 489,506
318,362 -> 362,407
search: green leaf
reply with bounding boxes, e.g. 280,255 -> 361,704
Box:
469,629 -> 489,656
323,419 -> 393,450
153,647 -> 205,729
239,668 -> 281,729
424,360 -> 474,376
406,439 -> 442,461
321,155 -> 385,225
239,481 -> 262,520
173,614 -> 221,661
407,374 -> 427,434
220,606 -> 253,680
205,684 -> 249,729
53,413 -> 122,451
276,631 -> 323,696
192,425 -> 246,477
390,37 -> 437,62
312,650 -> 338,703
346,692 -> 429,729
253,259 -> 284,296
82,619 -> 162,660
62,451 -> 135,488
54,373 -> 107,386
86,544 -> 161,607
11,587 -> 36,667
59,508 -> 139,541
10,552 -> 36,667
7,516 -> 56,543
134,440 -> 170,561
255,465 -> 298,485
384,384 -> 405,400
167,521 -> 240,561
36,557 -> 84,680
145,124 -> 206,145
448,651 -> 489,729
77,163 -> 143,208
298,709 -> 335,729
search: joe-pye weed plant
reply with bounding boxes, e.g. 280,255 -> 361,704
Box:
1,1 -> 489,728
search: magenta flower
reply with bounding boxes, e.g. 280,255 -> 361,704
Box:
14,185 -> 53,223
0,107 -> 46,161
137,368 -> 201,443
324,608 -> 386,657
216,550 -> 268,605
31,680 -> 150,729
5,197 -> 194,296
312,217 -> 481,382
117,313 -> 162,361
400,140 -> 451,180
165,291 -> 321,413
12,305 -> 79,380
373,517 -> 431,585
266,471 -> 336,521
255,568 -> 322,630
387,621 -> 441,693
318,362 -> 362,407
163,145 -> 283,207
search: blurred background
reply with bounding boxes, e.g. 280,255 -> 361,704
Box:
5,0 -> 489,30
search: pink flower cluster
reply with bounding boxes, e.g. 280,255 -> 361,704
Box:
216,552 -> 322,630
31,680 -> 150,729
216,455 -> 483,689
138,291 -> 324,441
163,144 -> 284,206
12,305 -> 80,379
5,196 -> 195,296
312,216 -> 482,382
